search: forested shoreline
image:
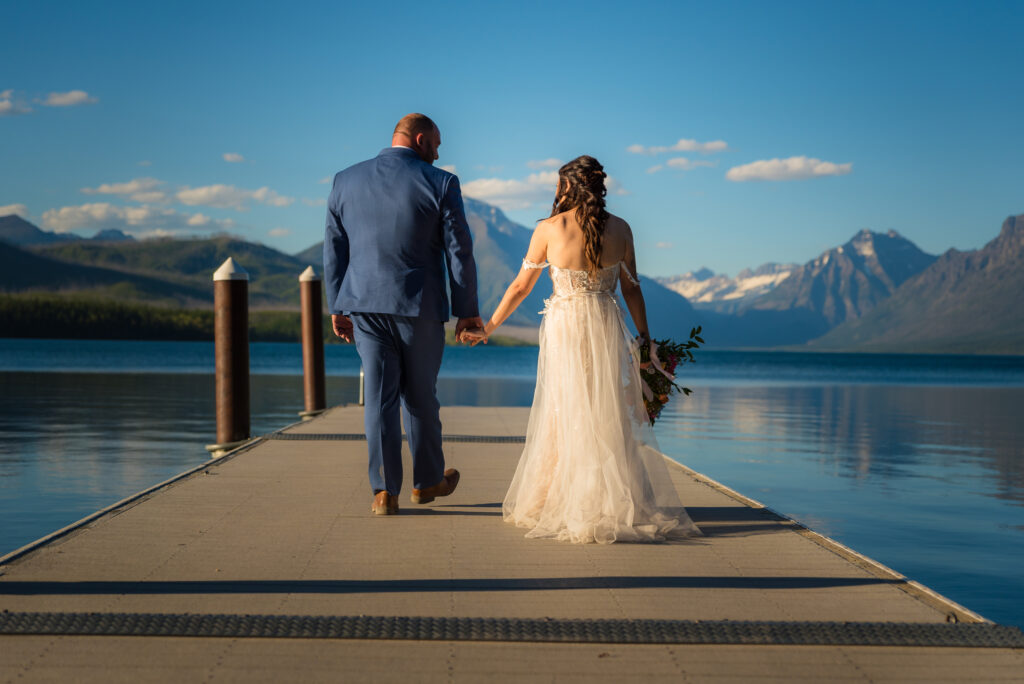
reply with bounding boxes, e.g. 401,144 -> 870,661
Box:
0,295 -> 533,346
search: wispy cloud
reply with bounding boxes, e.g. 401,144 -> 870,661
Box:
655,241 -> 673,249
268,227 -> 290,237
726,156 -> 852,182
647,157 -> 717,174
628,138 -> 728,155
41,202 -> 234,236
301,197 -> 326,207
80,177 -> 296,211
81,177 -> 168,204
526,158 -> 562,170
42,90 -> 98,107
319,176 -> 332,184
0,203 -> 29,217
176,184 -> 294,210
439,164 -> 457,174
0,90 -> 32,116
223,152 -> 245,163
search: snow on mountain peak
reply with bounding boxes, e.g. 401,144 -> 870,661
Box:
657,262 -> 797,309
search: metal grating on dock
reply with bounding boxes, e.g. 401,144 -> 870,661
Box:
1,612 -> 1022,648
269,433 -> 526,443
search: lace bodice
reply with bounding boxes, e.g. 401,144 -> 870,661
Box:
522,259 -> 639,299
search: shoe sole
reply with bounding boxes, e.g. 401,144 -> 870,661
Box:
411,473 -> 459,505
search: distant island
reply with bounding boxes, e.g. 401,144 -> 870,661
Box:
1,204 -> 1022,354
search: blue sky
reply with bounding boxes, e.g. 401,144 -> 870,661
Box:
2,0 -> 1022,277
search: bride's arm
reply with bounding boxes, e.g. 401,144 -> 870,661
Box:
480,223 -> 548,337
619,222 -> 651,340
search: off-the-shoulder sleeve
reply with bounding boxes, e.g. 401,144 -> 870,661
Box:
522,258 -> 549,270
620,261 -> 640,286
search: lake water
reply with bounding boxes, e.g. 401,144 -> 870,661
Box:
1,339 -> 1022,628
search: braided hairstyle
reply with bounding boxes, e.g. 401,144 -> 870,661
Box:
550,155 -> 609,274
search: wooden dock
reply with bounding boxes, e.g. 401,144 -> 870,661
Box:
1,405 -> 1021,683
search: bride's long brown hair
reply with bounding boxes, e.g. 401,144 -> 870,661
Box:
550,155 -> 609,274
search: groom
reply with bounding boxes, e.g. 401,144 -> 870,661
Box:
324,113 -> 482,515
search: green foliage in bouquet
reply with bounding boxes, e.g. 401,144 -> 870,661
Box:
638,325 -> 704,425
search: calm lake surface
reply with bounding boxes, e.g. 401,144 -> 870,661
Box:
1,339 -> 1022,628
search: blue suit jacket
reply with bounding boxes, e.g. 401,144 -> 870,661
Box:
323,147 -> 479,322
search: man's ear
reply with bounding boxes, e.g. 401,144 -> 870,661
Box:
413,132 -> 425,149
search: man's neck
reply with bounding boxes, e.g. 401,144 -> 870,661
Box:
392,145 -> 414,150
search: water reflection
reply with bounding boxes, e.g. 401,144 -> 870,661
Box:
660,385 -> 1023,504
655,383 -> 1024,628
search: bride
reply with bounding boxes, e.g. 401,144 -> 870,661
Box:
463,155 -> 702,544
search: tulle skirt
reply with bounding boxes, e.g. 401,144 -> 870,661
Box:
502,292 -> 702,544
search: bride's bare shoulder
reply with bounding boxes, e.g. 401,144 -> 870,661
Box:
605,213 -> 633,237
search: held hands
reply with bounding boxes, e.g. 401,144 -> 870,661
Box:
459,326 -> 489,346
332,314 -> 353,343
455,316 -> 486,346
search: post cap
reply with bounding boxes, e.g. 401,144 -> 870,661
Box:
299,265 -> 321,282
213,257 -> 249,281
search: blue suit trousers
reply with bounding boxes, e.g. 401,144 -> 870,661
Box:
351,313 -> 445,496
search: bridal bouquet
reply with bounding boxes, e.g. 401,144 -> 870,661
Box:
637,326 -> 704,425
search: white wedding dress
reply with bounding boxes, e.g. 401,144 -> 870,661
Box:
502,259 -> 703,544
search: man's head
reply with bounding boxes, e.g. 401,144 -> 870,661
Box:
393,113 -> 440,164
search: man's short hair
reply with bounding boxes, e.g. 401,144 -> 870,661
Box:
394,113 -> 437,139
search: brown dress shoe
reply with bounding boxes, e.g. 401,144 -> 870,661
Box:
411,468 -> 460,504
371,490 -> 399,515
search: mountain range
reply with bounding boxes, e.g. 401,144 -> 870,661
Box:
1,205 -> 1022,353
657,263 -> 798,313
808,214 -> 1024,354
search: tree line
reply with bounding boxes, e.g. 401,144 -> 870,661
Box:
0,294 -> 531,346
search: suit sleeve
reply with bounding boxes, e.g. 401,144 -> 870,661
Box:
323,179 -> 349,315
440,175 -> 479,319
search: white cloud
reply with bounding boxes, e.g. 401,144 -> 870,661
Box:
439,164 -> 457,174
176,184 -> 294,210
42,90 -> 98,107
645,157 -> 717,174
462,171 -> 559,211
319,176 -> 332,184
0,203 -> 29,217
726,156 -> 853,182
605,176 -> 629,196
41,202 -> 233,236
223,152 -> 245,163
268,227 -> 290,237
628,138 -> 729,155
81,177 -> 168,203
655,241 -> 673,249
526,158 -> 562,170
0,90 -> 32,116
301,197 -> 326,207
667,157 -> 715,170
463,170 -> 627,209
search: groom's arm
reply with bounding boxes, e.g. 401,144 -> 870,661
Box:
440,175 -> 480,322
323,178 -> 349,317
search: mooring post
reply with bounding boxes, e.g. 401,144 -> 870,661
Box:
299,266 -> 326,419
205,257 -> 251,458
